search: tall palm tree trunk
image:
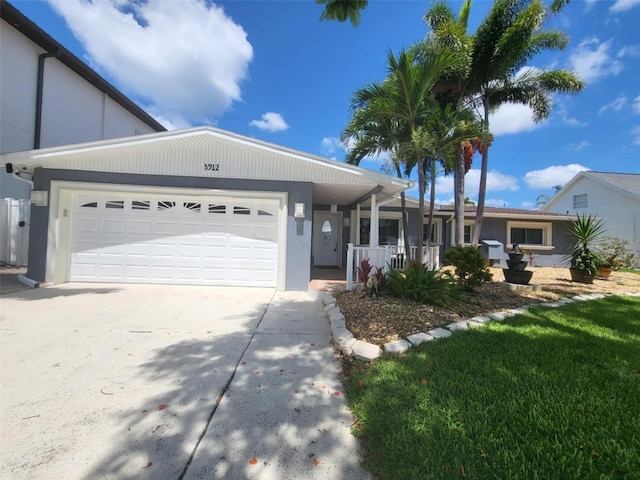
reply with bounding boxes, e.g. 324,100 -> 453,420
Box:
416,153 -> 426,265
472,99 -> 490,245
395,164 -> 412,262
425,159 -> 437,269
454,147 -> 466,246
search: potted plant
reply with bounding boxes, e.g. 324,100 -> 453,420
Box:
566,214 -> 606,284
594,236 -> 635,278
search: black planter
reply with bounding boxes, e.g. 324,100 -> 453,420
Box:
503,268 -> 533,285
569,268 -> 594,284
506,259 -> 528,271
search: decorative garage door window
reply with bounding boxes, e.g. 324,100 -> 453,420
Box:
78,199 -> 277,217
69,193 -> 280,287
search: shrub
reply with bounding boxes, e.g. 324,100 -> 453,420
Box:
387,260 -> 458,307
595,236 -> 638,269
443,245 -> 493,290
372,266 -> 387,293
357,258 -> 373,283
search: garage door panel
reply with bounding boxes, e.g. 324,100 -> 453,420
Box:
128,221 -> 152,234
102,219 -> 127,234
69,192 -> 280,287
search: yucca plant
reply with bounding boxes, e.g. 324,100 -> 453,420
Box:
566,214 -> 606,277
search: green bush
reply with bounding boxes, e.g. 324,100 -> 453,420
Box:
386,260 -> 458,307
443,245 -> 492,290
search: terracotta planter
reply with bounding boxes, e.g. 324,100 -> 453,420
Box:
503,268 -> 533,285
598,266 -> 613,278
569,268 -> 594,284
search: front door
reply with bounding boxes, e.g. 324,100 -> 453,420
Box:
312,211 -> 342,267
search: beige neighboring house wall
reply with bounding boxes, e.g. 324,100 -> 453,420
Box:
543,171 -> 640,264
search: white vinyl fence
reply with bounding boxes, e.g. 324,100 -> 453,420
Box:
0,199 -> 30,267
346,243 -> 440,290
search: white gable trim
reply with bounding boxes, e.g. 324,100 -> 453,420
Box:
1,126 -> 411,194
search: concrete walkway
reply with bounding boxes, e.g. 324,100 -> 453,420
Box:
0,284 -> 369,480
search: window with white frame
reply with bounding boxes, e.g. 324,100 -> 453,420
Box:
449,220 -> 474,244
422,218 -> 443,244
354,211 -> 405,246
507,221 -> 553,248
573,194 -> 588,209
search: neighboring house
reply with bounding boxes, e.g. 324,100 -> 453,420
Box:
0,126 -> 578,291
542,171 -> 640,261
0,0 -> 165,199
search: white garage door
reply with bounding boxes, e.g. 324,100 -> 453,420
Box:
69,192 -> 280,287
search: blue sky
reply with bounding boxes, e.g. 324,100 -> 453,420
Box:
11,0 -> 640,209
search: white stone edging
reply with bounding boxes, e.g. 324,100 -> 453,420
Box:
316,291 -> 639,362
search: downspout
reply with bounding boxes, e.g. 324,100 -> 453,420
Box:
34,52 -> 54,149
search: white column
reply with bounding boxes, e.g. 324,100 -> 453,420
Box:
370,194 -> 379,247
356,203 -> 361,245
346,243 -> 354,290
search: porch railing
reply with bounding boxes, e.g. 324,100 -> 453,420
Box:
346,243 -> 441,290
390,245 -> 440,271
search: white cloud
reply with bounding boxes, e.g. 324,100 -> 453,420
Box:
249,112 -> 289,132
618,45 -> 640,58
598,96 -> 627,115
320,137 -> 343,156
520,201 -> 535,209
489,103 -> 541,135
566,140 -> 591,151
47,0 -> 253,127
611,0 -> 640,12
485,198 -> 509,208
523,164 -> 590,189
632,125 -> 640,146
433,169 -> 519,197
569,38 -> 623,83
633,96 -> 640,114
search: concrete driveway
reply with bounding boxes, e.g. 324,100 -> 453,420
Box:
0,284 -> 368,480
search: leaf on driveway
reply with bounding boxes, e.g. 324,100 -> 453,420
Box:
313,458 -> 321,466
333,391 -> 340,396
142,462 -> 152,469
249,458 -> 258,465
294,408 -> 301,414
158,404 -> 167,411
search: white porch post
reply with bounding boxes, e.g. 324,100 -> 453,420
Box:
346,243 -> 354,290
370,193 -> 379,247
356,203 -> 361,245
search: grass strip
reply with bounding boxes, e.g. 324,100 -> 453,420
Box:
345,296 -> 640,480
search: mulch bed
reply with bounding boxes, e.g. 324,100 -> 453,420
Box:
335,267 -> 640,347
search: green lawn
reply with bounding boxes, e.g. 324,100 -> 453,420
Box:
345,296 -> 640,480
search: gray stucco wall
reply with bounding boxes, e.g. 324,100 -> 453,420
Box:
464,217 -> 573,267
28,168 -> 313,291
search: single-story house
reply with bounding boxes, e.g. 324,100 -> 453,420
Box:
0,126 -> 577,291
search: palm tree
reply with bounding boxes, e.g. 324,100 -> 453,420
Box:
316,0 -> 368,26
344,48 -> 461,263
420,0 -> 583,245
421,1 -> 474,246
343,109 -> 414,258
535,184 -> 562,209
466,0 -> 584,244
410,104 -> 486,250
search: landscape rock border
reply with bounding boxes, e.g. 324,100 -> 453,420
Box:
314,291 -> 640,362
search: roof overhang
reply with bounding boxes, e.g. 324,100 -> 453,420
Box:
0,126 -> 413,205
